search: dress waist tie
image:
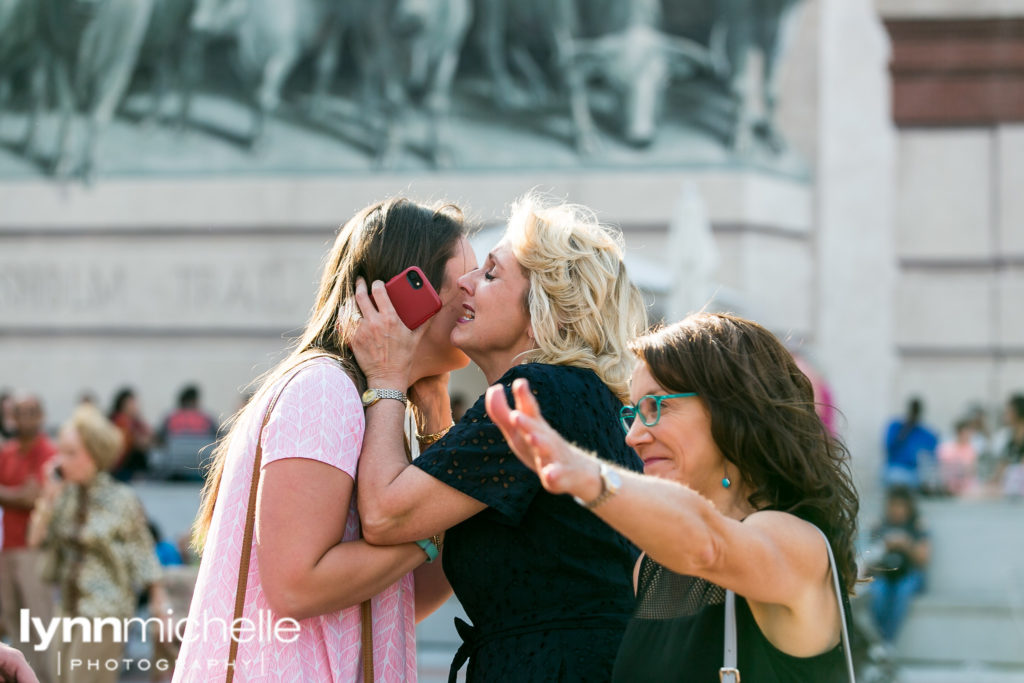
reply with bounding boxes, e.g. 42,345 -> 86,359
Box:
449,614 -> 625,683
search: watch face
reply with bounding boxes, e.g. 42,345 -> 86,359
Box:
603,465 -> 623,494
361,389 -> 378,405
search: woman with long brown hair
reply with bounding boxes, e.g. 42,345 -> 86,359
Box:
488,312 -> 860,682
175,198 -> 477,682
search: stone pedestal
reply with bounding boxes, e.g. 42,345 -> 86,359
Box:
816,0 -> 897,489
0,168 -> 814,428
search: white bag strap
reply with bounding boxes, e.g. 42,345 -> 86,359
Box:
721,590 -> 739,683
721,524 -> 856,682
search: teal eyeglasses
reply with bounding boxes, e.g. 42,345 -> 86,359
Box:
620,393 -> 699,434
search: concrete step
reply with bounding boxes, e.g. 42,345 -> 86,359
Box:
896,595 -> 1024,666
897,664 -> 1024,683
871,498 -> 1024,667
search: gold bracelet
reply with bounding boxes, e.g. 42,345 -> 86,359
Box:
416,423 -> 454,446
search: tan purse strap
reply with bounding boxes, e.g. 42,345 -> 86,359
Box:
225,355 -> 374,682
362,598 -> 374,681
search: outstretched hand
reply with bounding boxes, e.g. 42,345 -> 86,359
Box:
485,379 -> 601,500
0,641 -> 40,683
348,278 -> 428,388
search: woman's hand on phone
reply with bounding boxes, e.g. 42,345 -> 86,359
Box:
350,278 -> 428,388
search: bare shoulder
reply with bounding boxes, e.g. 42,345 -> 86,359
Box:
742,511 -> 830,574
744,509 -> 820,537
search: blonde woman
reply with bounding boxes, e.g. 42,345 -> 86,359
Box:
29,404 -> 167,683
351,194 -> 648,681
175,199 -> 477,682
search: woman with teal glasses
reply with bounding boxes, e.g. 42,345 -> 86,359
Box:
488,313 -> 860,682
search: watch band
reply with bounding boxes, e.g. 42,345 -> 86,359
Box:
574,462 -> 620,510
415,537 -> 439,563
362,388 -> 408,407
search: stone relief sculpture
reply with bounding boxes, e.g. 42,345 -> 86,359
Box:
186,0 -> 345,148
357,0 -> 472,167
135,0 -> 195,128
39,0 -> 157,179
478,0 -> 712,153
0,0 -> 805,179
0,0 -> 46,153
663,0 -> 804,151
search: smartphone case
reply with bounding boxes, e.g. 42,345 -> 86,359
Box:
385,266 -> 442,330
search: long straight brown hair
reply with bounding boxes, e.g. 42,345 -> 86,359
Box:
192,198 -> 465,551
630,313 -> 860,594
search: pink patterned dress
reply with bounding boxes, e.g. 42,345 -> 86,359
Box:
174,358 -> 417,682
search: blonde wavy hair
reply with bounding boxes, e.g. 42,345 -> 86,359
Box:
505,193 -> 647,402
68,404 -> 124,472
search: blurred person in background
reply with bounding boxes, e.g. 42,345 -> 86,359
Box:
157,384 -> 218,446
108,388 -> 153,482
883,397 -> 939,493
994,393 -> 1024,499
146,520 -> 192,683
156,385 -> 220,480
0,395 -> 56,682
794,352 -> 838,438
0,391 -> 15,441
148,519 -> 183,567
28,404 -> 167,683
965,403 -> 996,482
868,485 -> 930,646
936,419 -> 977,496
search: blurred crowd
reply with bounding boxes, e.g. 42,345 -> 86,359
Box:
856,390 -> 1024,663
0,386 -> 211,683
1,384 -> 221,484
881,392 -> 1024,500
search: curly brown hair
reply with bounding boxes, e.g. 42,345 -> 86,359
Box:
629,313 -> 860,594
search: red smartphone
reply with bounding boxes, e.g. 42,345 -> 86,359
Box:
384,266 -> 442,330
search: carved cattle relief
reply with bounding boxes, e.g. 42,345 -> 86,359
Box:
0,0 -> 805,179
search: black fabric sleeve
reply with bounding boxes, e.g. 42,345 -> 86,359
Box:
413,364 -> 565,525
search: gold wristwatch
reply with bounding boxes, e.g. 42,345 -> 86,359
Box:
361,388 -> 408,407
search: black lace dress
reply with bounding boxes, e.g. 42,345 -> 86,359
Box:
414,363 -> 643,682
612,555 -> 852,682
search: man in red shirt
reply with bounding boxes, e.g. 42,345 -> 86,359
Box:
0,395 -> 56,682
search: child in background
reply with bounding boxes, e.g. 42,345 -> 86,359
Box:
937,420 -> 977,496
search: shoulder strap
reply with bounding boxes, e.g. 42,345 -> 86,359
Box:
224,355 -> 374,682
721,525 -> 856,683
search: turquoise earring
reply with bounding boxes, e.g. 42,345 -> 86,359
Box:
722,477 -> 731,489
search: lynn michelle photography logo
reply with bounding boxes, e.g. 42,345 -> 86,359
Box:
21,608 -> 301,675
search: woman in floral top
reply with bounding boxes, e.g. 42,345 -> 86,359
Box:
30,404 -> 167,683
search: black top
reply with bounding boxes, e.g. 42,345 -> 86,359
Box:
414,363 -> 643,682
613,556 -> 851,682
